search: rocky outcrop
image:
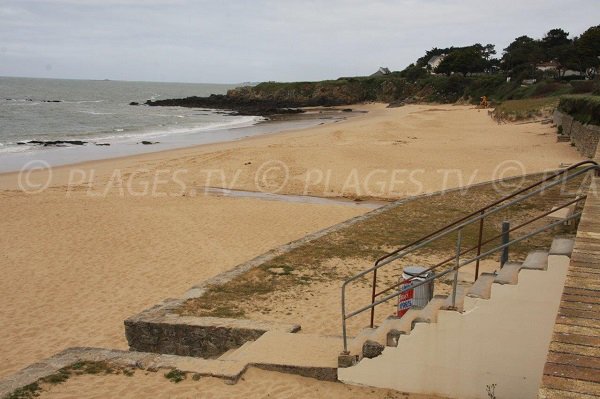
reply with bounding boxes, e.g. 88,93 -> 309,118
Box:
145,94 -> 307,117
17,140 -> 87,147
143,77 -> 421,115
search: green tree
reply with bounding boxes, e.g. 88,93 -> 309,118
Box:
435,46 -> 488,76
576,25 -> 600,78
400,63 -> 428,81
502,35 -> 544,76
541,28 -> 577,77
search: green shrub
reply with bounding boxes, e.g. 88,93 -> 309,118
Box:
570,80 -> 597,94
558,95 -> 600,125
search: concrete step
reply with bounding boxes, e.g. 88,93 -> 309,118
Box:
440,283 -> 469,312
383,308 -> 423,346
549,237 -> 575,256
522,250 -> 549,270
347,326 -> 378,357
494,263 -> 522,285
225,331 -> 340,381
413,295 -> 447,323
466,272 -> 496,299
217,341 -> 254,361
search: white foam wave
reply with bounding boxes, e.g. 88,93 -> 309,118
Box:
62,100 -> 104,104
78,110 -> 115,115
85,115 -> 265,142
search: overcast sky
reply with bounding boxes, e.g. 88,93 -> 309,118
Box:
0,0 -> 598,83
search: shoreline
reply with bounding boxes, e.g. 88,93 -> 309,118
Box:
0,106 -> 360,174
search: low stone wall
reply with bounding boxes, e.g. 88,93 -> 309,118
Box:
553,110 -> 600,158
124,299 -> 300,358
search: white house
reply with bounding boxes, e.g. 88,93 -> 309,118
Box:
370,67 -> 391,77
426,54 -> 447,72
536,60 -> 582,77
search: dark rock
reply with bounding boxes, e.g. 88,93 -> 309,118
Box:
145,94 -> 308,117
387,101 -> 405,108
342,108 -> 353,112
43,100 -> 62,103
129,102 -> 139,106
95,143 -> 110,146
24,140 -> 87,147
140,141 -> 159,145
362,340 -> 385,359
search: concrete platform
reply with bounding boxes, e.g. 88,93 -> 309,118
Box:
225,331 -> 341,381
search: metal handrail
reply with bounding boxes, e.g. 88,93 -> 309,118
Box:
373,195 -> 585,299
341,162 -> 599,353
368,159 -> 598,327
345,210 -> 583,321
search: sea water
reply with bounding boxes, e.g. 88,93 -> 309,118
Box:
0,77 -> 265,172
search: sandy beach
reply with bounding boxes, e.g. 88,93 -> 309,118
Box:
0,103 -> 582,394
35,367 -> 445,399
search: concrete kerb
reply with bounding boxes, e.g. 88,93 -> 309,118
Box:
0,347 -> 249,398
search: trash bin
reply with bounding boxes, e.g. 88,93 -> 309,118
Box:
397,266 -> 434,317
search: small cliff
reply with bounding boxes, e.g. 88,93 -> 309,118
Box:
144,75 -> 505,115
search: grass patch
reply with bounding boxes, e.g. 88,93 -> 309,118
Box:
164,369 -> 186,383
493,97 -> 560,121
4,383 -> 41,399
4,361 -> 136,399
180,173 -> 588,319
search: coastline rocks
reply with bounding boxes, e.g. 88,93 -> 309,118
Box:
144,94 -> 307,117
140,141 -> 159,145
129,102 -> 139,106
18,140 -> 87,147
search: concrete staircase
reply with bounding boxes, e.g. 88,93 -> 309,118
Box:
340,238 -> 574,367
338,237 -> 575,399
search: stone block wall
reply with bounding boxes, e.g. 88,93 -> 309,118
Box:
124,300 -> 300,358
554,110 -> 600,158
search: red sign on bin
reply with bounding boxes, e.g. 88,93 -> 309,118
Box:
397,282 -> 414,317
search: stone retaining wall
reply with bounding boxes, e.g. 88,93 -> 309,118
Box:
124,299 -> 300,358
553,110 -> 600,158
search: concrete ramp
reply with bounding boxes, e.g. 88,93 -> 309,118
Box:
223,331 -> 341,381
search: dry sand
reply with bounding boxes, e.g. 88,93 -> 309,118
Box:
0,104 -> 581,394
0,191 -> 364,377
36,367 -> 445,399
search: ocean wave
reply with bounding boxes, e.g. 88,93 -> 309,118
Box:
61,100 -> 104,104
0,115 -> 265,155
85,115 -> 265,142
78,110 -> 115,115
0,144 -> 34,154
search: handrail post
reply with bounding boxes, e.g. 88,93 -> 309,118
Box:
475,210 -> 484,282
452,229 -> 462,308
500,221 -> 510,267
342,283 -> 348,353
370,269 -> 377,328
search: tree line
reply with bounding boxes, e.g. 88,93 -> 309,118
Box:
400,25 -> 600,81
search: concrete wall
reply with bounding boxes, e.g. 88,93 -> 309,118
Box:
339,255 -> 569,399
554,110 -> 600,158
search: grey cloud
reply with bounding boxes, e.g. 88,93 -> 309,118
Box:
0,0 -> 598,82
